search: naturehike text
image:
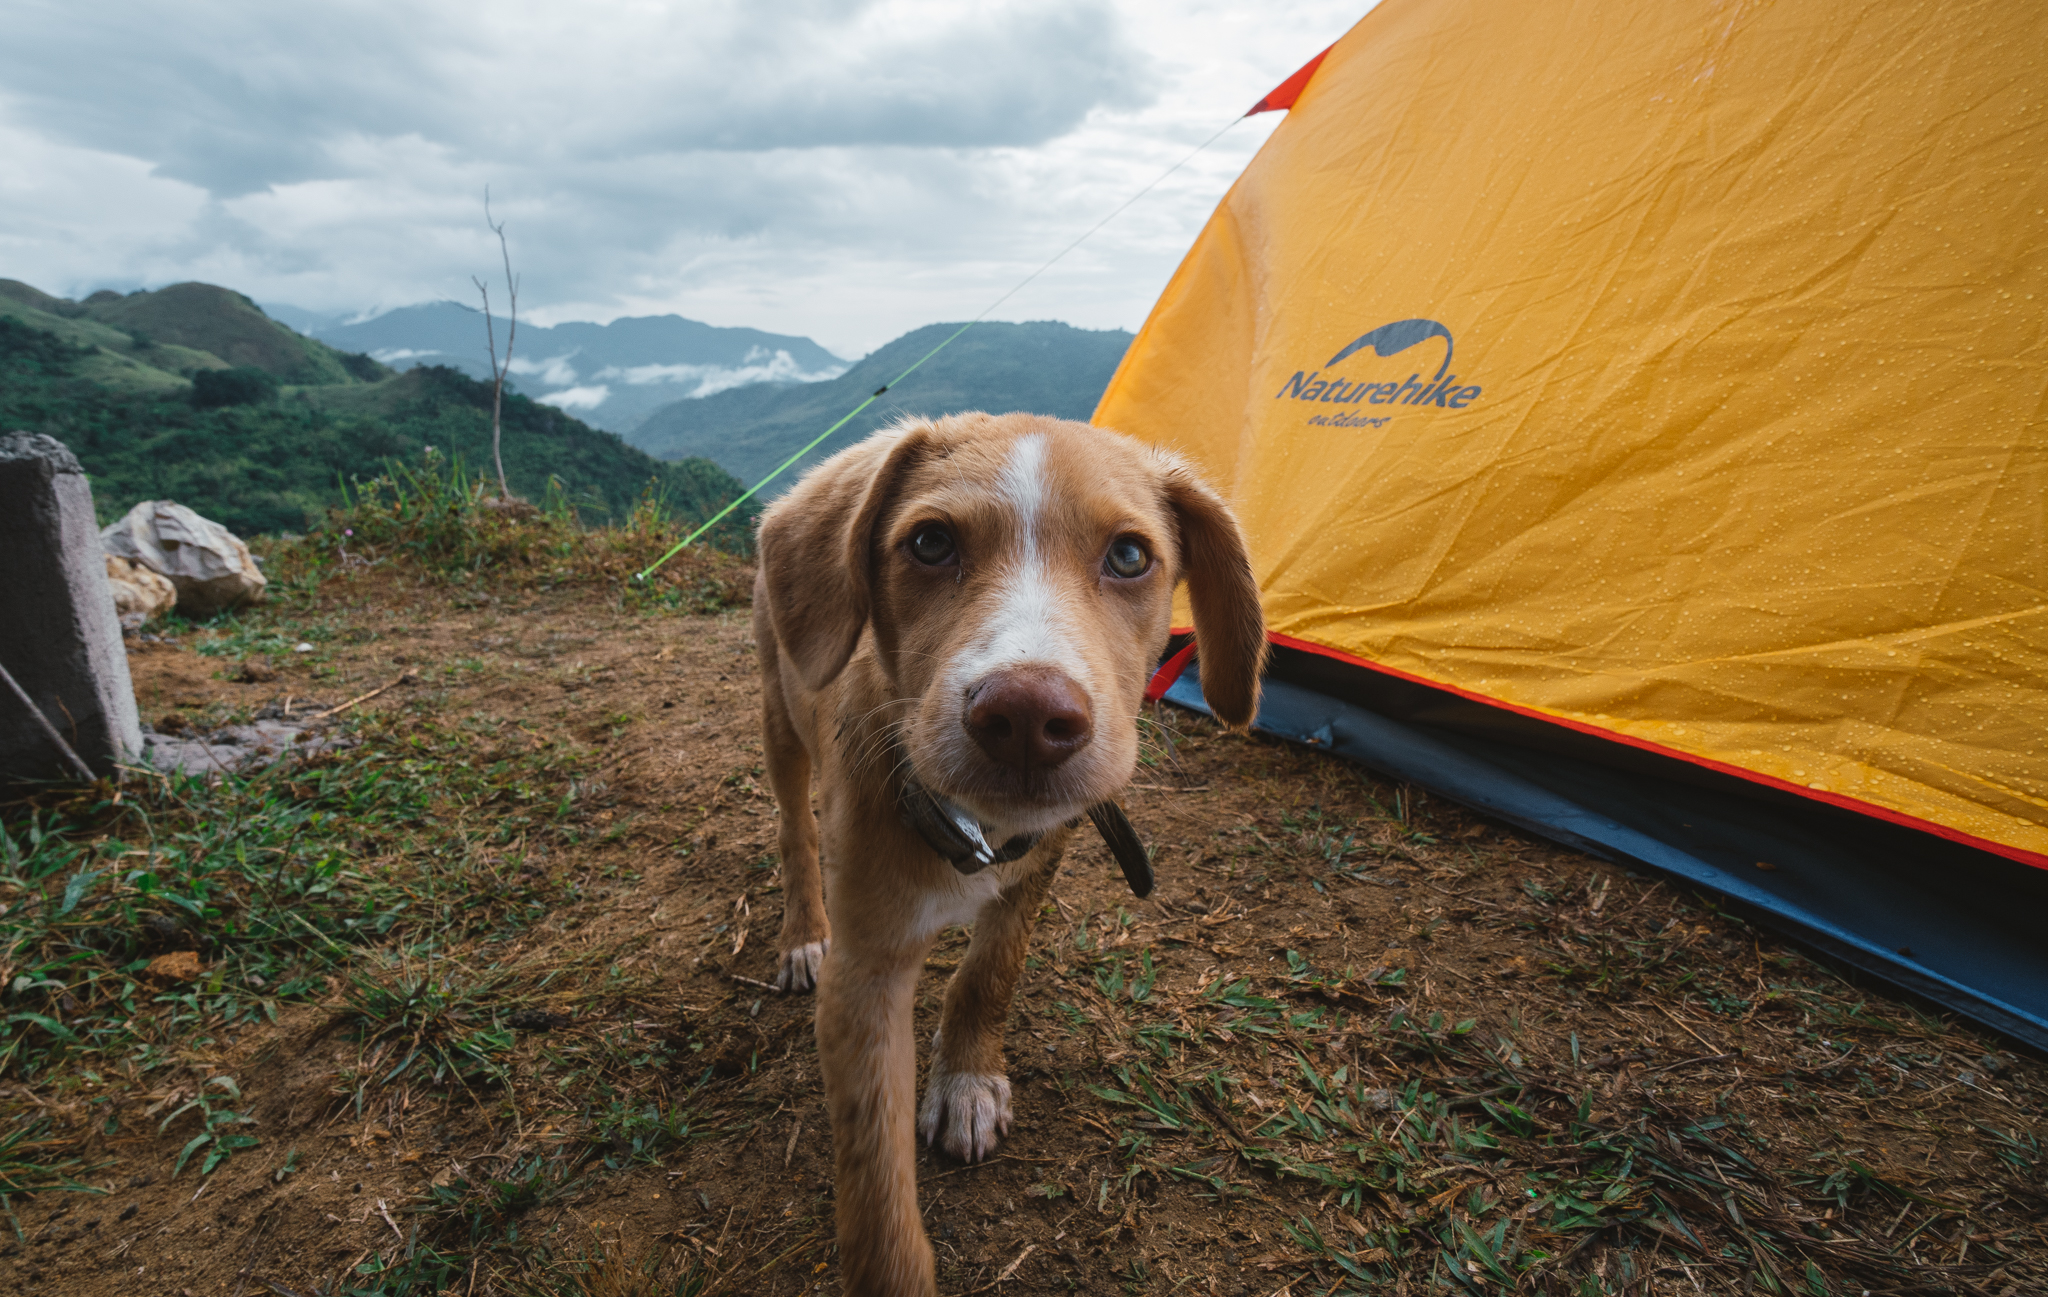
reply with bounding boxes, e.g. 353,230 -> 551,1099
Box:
1275,370 -> 1481,408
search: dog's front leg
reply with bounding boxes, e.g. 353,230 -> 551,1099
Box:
817,935 -> 935,1297
756,604 -> 831,992
921,837 -> 1067,1162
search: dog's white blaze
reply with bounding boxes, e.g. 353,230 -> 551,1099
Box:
952,434 -> 1093,691
997,431 -> 1048,530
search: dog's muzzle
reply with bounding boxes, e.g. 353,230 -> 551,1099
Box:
897,777 -> 1154,897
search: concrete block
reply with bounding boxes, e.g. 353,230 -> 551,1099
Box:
0,431 -> 142,783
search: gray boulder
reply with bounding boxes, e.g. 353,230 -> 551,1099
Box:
102,500 -> 267,616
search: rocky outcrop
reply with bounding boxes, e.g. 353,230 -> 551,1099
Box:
101,500 -> 267,616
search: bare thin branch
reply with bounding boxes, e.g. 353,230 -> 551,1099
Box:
479,186 -> 517,500
488,190 -> 517,374
471,276 -> 500,383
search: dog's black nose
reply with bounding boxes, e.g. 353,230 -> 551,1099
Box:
965,667 -> 1094,770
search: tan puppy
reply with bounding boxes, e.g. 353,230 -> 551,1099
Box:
753,412 -> 1265,1297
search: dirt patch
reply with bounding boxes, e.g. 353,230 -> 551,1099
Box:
2,556 -> 2041,1297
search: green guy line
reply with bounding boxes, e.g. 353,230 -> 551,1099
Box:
633,320 -> 975,581
634,112 -> 1244,583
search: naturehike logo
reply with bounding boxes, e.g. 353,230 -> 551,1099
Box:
1275,319 -> 1482,423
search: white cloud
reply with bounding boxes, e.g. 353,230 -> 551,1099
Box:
0,0 -> 1372,357
533,385 -> 610,412
0,1 -> 1149,194
508,353 -> 580,386
369,347 -> 446,363
597,347 -> 848,398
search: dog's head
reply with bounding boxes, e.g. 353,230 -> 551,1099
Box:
758,412 -> 1265,839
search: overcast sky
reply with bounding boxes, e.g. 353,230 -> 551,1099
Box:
0,1 -> 1367,358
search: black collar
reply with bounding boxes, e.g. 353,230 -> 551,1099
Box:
896,776 -> 1154,898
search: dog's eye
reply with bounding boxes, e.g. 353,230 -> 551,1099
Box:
909,524 -> 957,566
1104,536 -> 1150,579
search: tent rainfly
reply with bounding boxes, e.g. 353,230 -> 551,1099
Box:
1101,0 -> 2048,1046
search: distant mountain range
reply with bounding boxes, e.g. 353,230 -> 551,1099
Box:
273,300 -> 847,435
272,303 -> 1136,499
631,320 -> 1134,493
2,275 -> 1136,532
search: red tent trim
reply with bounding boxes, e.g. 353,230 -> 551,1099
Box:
1164,627 -> 2048,872
1248,44 -> 1334,115
1144,639 -> 1200,702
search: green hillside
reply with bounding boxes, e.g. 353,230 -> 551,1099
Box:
0,281 -> 231,394
629,320 -> 1132,490
0,309 -> 755,544
0,279 -> 380,387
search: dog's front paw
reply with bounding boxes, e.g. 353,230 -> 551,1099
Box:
774,939 -> 829,993
919,1062 -> 1012,1162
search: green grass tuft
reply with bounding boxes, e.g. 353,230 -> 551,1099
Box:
340,952 -> 518,1093
0,711 -> 577,1082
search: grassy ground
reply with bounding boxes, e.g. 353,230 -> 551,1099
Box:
0,495 -> 2040,1297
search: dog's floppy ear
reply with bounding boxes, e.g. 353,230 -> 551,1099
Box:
757,426 -> 930,691
1159,457 -> 1267,730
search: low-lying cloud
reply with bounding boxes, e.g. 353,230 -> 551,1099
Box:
533,385 -> 610,413
599,349 -> 847,399
531,348 -> 849,421
508,354 -> 581,388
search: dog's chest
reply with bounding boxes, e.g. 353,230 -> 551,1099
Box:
908,853 -> 1045,941
911,869 -> 1006,942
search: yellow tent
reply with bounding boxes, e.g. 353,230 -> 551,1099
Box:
1100,0 -> 2047,872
